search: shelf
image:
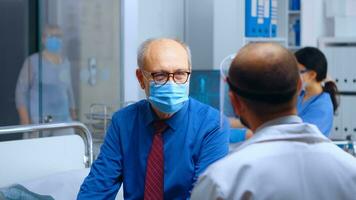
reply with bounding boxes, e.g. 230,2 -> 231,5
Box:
244,37 -> 287,43
319,37 -> 356,44
288,46 -> 302,50
288,10 -> 301,15
85,113 -> 112,120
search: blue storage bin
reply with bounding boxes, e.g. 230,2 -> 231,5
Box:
290,0 -> 300,11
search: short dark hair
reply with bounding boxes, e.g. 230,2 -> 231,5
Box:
228,43 -> 300,114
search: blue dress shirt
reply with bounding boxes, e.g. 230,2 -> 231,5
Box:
78,98 -> 229,200
297,90 -> 334,137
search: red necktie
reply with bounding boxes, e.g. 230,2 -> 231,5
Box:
144,121 -> 167,200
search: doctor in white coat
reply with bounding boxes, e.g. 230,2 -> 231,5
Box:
191,43 -> 356,200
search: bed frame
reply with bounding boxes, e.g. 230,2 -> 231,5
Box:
0,122 -> 93,187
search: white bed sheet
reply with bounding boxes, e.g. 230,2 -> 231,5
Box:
18,168 -> 124,200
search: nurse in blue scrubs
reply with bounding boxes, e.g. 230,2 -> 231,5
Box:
294,47 -> 339,137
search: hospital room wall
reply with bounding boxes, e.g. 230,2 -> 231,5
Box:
301,0 -> 330,47
109,0 -> 187,102
138,0 -> 185,44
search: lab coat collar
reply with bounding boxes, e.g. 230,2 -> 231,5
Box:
254,115 -> 303,132
233,115 -> 331,153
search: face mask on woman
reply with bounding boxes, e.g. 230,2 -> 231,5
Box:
45,36 -> 62,54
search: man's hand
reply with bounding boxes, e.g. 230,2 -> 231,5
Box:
18,106 -> 30,124
70,109 -> 78,120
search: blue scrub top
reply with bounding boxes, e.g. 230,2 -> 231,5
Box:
297,90 -> 334,137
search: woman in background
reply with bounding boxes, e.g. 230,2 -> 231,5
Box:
295,47 -> 339,137
15,24 -> 76,136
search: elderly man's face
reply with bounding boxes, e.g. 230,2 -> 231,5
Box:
137,40 -> 190,96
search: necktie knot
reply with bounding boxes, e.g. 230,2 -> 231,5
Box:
153,121 -> 168,134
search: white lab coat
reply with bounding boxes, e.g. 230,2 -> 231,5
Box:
191,116 -> 356,200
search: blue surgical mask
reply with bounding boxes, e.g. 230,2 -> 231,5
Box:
300,76 -> 307,91
148,81 -> 189,114
45,36 -> 62,53
302,81 -> 307,91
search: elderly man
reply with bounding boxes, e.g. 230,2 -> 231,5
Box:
78,38 -> 229,199
191,43 -> 356,200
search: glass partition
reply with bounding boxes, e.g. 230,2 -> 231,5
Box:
1,0 -> 122,156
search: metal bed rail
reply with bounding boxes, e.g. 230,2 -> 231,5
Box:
0,122 -> 93,167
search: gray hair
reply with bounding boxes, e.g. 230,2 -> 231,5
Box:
137,38 -> 192,69
42,24 -> 62,37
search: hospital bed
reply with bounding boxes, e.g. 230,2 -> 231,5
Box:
0,122 -> 123,200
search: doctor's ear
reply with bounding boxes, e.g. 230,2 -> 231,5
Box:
136,68 -> 145,89
297,77 -> 302,92
229,91 -> 242,116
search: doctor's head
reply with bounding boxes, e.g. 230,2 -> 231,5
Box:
227,43 -> 301,131
136,38 -> 192,119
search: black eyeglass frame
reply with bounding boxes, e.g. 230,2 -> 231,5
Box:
141,69 -> 191,85
299,69 -> 309,74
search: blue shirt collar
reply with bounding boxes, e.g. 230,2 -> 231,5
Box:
143,100 -> 156,127
143,99 -> 190,131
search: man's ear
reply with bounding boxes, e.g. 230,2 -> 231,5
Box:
136,68 -> 145,89
229,91 -> 242,117
297,76 -> 302,93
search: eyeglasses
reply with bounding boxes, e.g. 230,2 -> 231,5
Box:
141,69 -> 191,85
299,69 -> 309,74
